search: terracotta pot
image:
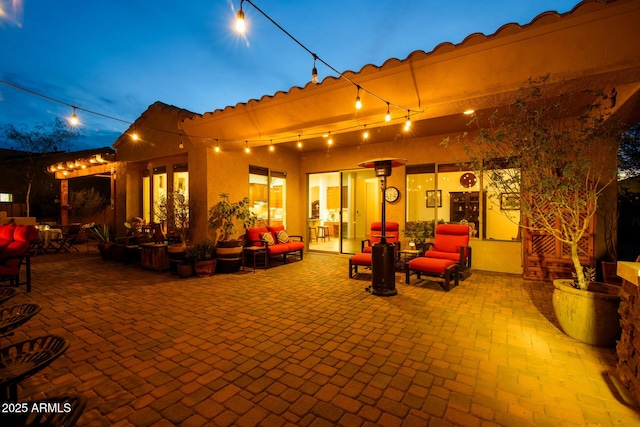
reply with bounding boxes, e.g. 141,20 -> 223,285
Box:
177,263 -> 193,278
194,259 -> 217,277
552,279 -> 621,346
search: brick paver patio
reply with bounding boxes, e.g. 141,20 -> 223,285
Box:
2,250 -> 638,426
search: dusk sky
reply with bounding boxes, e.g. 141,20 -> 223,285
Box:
1,0 -> 580,151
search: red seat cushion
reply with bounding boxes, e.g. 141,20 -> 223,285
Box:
423,250 -> 462,263
266,225 -> 285,234
350,253 -> 372,266
432,224 -> 469,254
286,241 -> 304,252
267,243 -> 290,255
14,225 -> 38,243
408,257 -> 456,275
0,224 -> 16,241
246,227 -> 269,247
368,222 -> 399,245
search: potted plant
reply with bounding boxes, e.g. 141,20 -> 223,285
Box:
457,74 -> 623,346
403,219 -> 444,253
155,190 -> 190,247
90,224 -> 112,260
186,239 -> 216,277
208,193 -> 257,273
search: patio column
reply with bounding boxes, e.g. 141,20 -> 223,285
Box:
60,179 -> 69,226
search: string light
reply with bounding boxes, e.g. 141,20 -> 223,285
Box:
363,124 -> 369,140
236,0 -> 246,33
297,134 -> 302,149
234,0 -> 419,120
215,139 -> 220,152
69,106 -> 79,126
245,140 -> 250,153
179,135 -> 184,149
269,140 -> 274,151
355,85 -> 362,110
131,132 -> 139,141
463,109 -> 475,115
404,113 -> 411,131
327,132 -> 333,146
311,54 -> 318,84
385,103 -> 391,122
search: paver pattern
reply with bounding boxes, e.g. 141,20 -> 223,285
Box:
3,250 -> 639,426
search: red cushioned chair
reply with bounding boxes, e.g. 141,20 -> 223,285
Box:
361,222 -> 401,254
0,224 -> 39,292
423,224 -> 472,279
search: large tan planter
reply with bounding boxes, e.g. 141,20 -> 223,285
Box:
552,279 -> 621,347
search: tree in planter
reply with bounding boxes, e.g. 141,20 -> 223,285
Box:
154,190 -> 190,246
451,75 -> 621,290
208,193 -> 257,245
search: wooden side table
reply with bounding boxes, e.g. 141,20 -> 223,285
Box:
243,246 -> 267,273
397,249 -> 421,272
140,243 -> 169,272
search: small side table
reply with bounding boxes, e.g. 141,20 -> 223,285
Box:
397,249 -> 421,272
140,243 -> 169,272
243,246 -> 267,273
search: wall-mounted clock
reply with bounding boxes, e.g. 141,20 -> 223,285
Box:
460,172 -> 477,188
385,186 -> 400,203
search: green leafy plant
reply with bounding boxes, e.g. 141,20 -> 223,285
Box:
186,239 -> 216,261
403,219 -> 444,243
155,190 -> 190,245
208,193 -> 257,244
89,224 -> 111,244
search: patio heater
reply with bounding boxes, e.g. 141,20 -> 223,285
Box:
358,158 -> 407,296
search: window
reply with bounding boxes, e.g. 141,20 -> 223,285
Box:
173,164 -> 189,201
249,166 -> 287,227
143,171 -> 151,223
152,166 -> 167,223
0,193 -> 13,202
406,162 -> 521,241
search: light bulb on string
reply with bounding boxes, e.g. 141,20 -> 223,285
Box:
269,140 -> 274,152
236,1 -> 246,33
297,134 -> 302,149
311,55 -> 318,84
245,140 -> 250,153
69,107 -> 79,126
215,139 -> 220,153
130,131 -> 139,141
178,135 -> 184,149
404,113 -> 411,131
363,125 -> 369,140
327,132 -> 333,146
385,103 -> 391,122
355,86 -> 362,110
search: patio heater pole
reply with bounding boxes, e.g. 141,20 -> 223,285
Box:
358,158 -> 407,296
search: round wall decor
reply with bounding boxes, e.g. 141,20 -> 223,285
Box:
460,172 -> 477,188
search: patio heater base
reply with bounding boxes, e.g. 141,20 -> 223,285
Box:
370,242 -> 397,296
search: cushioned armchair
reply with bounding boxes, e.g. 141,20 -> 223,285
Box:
361,222 -> 401,254
0,224 -> 39,292
423,224 -> 472,279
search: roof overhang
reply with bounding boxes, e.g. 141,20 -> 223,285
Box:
180,0 -> 640,153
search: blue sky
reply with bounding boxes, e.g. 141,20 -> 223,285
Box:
0,0 -> 580,150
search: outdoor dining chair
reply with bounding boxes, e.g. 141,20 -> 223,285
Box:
48,223 -> 82,253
